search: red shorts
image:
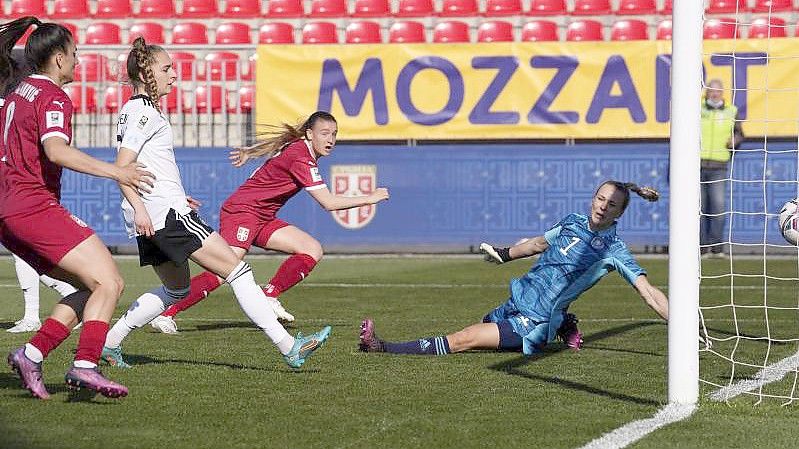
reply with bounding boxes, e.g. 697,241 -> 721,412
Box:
218,209 -> 290,250
0,204 -> 95,274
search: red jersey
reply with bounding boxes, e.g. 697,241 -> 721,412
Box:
0,75 -> 73,218
222,139 -> 326,220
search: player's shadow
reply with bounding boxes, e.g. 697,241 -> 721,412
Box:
488,321 -> 662,406
0,372 -> 118,403
120,353 -> 312,373
0,321 -> 19,330
177,322 -> 297,332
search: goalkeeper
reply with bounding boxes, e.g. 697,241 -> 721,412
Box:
359,180 -> 669,356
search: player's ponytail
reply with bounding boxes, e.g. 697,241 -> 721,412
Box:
242,111 -> 337,159
127,36 -> 165,113
598,180 -> 659,213
0,17 -> 40,95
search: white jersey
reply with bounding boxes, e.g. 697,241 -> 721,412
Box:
117,95 -> 190,237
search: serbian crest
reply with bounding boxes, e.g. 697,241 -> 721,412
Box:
331,165 -> 377,229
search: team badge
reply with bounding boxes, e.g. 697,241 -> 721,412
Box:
46,111 -> 63,128
69,214 -> 88,228
331,165 -> 377,229
137,116 -> 149,129
310,166 -> 322,183
236,226 -> 250,242
590,236 -> 605,249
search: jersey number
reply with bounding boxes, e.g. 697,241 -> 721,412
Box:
2,100 -> 15,149
559,237 -> 580,256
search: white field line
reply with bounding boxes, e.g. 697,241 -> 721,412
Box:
708,350 -> 799,402
577,403 -> 696,449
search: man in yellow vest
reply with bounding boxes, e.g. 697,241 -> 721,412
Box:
701,79 -> 743,258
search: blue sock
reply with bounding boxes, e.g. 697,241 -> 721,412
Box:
384,336 -> 450,355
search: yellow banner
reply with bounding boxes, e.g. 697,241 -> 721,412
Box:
257,39 -> 797,140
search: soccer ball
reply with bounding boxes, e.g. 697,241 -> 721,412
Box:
779,199 -> 799,245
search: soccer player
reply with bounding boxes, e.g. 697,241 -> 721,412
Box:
359,181 -> 669,356
7,253 -> 79,333
0,17 -> 154,399
146,110 -> 390,334
101,38 -> 332,370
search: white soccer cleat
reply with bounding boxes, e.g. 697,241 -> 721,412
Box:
150,315 -> 179,334
6,318 -> 42,333
479,243 -> 506,264
267,297 -> 295,323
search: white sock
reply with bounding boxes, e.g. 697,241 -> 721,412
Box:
40,274 -> 78,298
73,360 -> 97,369
276,335 -> 295,354
24,343 -> 43,363
14,255 -> 40,322
104,288 -> 168,348
226,261 -> 292,351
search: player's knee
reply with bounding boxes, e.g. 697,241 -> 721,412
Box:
446,330 -> 472,353
89,273 -> 125,299
303,240 -> 323,261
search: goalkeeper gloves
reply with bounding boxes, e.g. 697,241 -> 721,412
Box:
479,243 -> 512,264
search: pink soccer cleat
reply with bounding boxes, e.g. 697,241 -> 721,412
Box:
65,366 -> 128,398
556,313 -> 584,351
358,318 -> 385,353
7,346 -> 50,399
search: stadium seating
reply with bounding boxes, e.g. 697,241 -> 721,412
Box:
128,22 -> 166,44
205,52 -> 241,80
571,0 -> 611,15
484,0 -> 523,16
8,0 -> 46,18
192,85 -> 224,113
566,19 -> 604,41
749,16 -> 787,38
527,0 -> 567,16
352,0 -> 391,17
345,21 -> 383,43
309,0 -> 348,17
615,0 -> 656,15
222,0 -> 262,17
234,85 -> 255,112
610,19 -> 649,40
64,85 -> 97,113
84,22 -> 122,45
259,22 -> 296,43
703,18 -> 739,39
477,20 -> 514,42
388,20 -> 426,42
215,22 -> 253,44
267,0 -> 305,17
180,0 -> 219,17
242,55 -> 256,80
395,0 -> 436,17
172,22 -> 209,44
74,53 -> 107,82
171,52 -> 200,80
162,87 -> 188,113
659,0 -> 672,14
302,21 -> 339,43
51,0 -> 90,19
104,85 -> 133,113
106,53 -> 128,81
656,19 -> 672,40
439,0 -> 479,17
433,20 -> 470,42
137,0 -> 176,17
751,0 -> 793,12
706,0 -> 749,13
94,0 -> 133,17
521,20 -> 559,41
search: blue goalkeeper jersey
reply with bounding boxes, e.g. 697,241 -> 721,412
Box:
509,213 -> 645,354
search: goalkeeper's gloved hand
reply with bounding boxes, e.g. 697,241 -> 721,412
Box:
479,243 -> 511,264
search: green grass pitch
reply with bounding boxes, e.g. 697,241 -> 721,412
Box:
0,256 -> 797,449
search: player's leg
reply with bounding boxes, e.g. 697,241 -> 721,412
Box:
258,223 -> 321,300
39,272 -> 79,298
358,318 -> 500,355
8,254 -> 43,333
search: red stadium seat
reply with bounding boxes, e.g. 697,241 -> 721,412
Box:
615,0 -> 656,14
352,0 -> 391,17
180,0 -> 219,17
706,0 -> 749,13
162,88 -> 189,113
439,0 -> 478,17
204,52 -> 240,80
433,20 -> 470,42
84,22 -> 121,45
610,19 -> 648,40
106,53 -> 128,82
104,85 -> 133,113
659,0 -> 672,14
242,54 -> 256,81
8,0 -> 46,18
566,19 -> 604,41
388,21 -> 426,42
749,16 -> 787,38
232,85 -> 255,113
267,0 -> 305,17
128,22 -> 165,44
752,0 -> 793,12
172,22 -> 209,44
215,22 -> 252,44
521,20 -> 559,41
477,20 -> 514,42
527,0 -> 566,15
309,0 -> 348,17
137,0 -> 176,17
703,18 -> 739,39
171,52 -> 201,80
223,0 -> 262,17
259,22 -> 296,43
302,22 -> 339,43
95,0 -> 132,17
345,21 -> 382,43
484,0 -> 522,16
656,19 -> 672,40
572,0 -> 611,15
74,53 -> 108,82
192,85 -> 224,113
64,85 -> 97,113
50,0 -> 89,18
395,0 -> 436,17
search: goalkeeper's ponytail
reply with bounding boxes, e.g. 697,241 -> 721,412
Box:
598,180 -> 660,213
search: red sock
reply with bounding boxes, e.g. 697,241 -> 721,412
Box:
265,254 -> 317,297
74,320 -> 110,365
29,318 -> 71,359
162,271 -> 222,317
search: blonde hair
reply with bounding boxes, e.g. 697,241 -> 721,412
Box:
127,36 -> 165,113
240,111 -> 337,159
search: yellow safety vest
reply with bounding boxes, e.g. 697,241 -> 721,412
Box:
700,103 -> 737,162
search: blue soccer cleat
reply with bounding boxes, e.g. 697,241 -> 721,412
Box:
101,346 -> 132,369
283,326 -> 331,369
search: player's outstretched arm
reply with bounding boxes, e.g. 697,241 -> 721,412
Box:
633,275 -> 668,321
308,186 -> 390,211
480,236 -> 549,264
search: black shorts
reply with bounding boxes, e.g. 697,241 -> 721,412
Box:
136,209 -> 214,267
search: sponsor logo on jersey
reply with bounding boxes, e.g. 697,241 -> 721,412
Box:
137,116 -> 149,129
46,111 -> 64,129
590,236 -> 605,249
236,226 -> 250,242
330,165 -> 378,230
52,100 -> 65,109
69,214 -> 88,228
118,113 -> 127,125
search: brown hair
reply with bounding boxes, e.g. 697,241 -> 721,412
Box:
127,36 -> 166,112
596,180 -> 660,213
240,111 -> 337,159
0,17 -> 73,95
